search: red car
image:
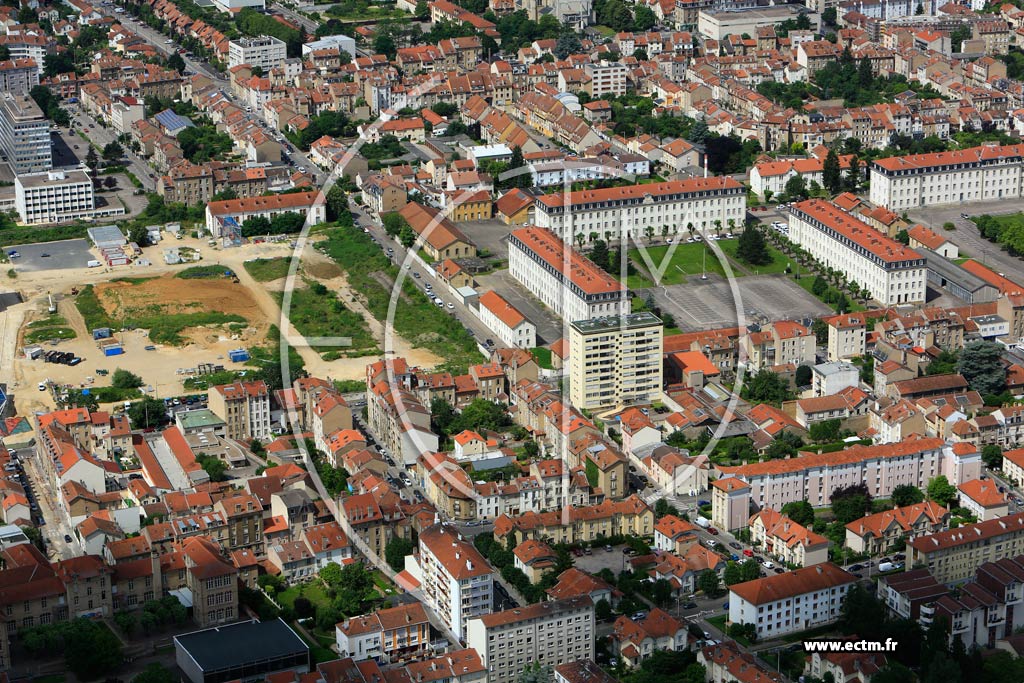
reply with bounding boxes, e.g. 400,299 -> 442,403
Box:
743,549 -> 753,557
707,527 -> 719,535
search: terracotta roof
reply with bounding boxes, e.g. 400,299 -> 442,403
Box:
791,199 -> 923,264
535,177 -> 743,209
419,524 -> 492,580
510,226 -> 624,296
719,436 -> 945,478
477,595 -> 591,628
909,512 -> 1024,553
478,290 -> 527,329
207,191 -> 321,216
729,562 -> 855,606
958,478 -> 1007,508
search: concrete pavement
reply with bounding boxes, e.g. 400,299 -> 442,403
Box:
20,447 -> 78,560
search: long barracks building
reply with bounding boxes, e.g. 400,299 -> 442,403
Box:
533,177 -> 746,243
869,143 -> 1024,212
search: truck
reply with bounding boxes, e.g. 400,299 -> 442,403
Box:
695,516 -> 711,529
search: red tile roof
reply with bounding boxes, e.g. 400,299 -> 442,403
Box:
791,199 -> 923,264
729,562 -> 855,606
535,177 -> 743,208
510,226 -> 624,296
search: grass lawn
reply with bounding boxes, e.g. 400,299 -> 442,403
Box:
244,257 -> 293,282
592,24 -> 616,36
175,265 -> 230,279
707,614 -> 728,632
718,239 -> 792,275
628,241 -> 729,286
372,570 -> 396,596
277,582 -> 331,612
274,284 -> 380,359
530,346 -> 553,369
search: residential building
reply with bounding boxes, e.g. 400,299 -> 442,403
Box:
788,200 -> 926,306
335,602 -> 430,663
0,92 -> 49,174
826,313 -> 867,361
811,361 -> 860,397
568,313 -> 663,411
494,495 -> 653,546
869,143 -> 1024,212
508,226 -> 629,324
654,514 -> 700,555
844,501 -> 949,555
699,642 -> 783,683
399,202 -> 477,261
534,177 -> 746,243
0,59 -> 38,95
410,524 -> 494,641
583,61 -> 627,97
728,562 -> 856,638
957,478 -> 1009,522
205,192 -> 326,239
467,596 -> 594,683
715,438 -> 980,512
907,512 -> 1024,584
477,290 -> 537,349
207,380 -> 271,441
749,509 -> 830,567
228,36 -> 288,72
710,477 -> 751,532
610,607 -> 688,667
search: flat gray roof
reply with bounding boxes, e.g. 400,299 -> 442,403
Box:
18,167 -> 91,189
923,249 -> 996,294
175,619 -> 308,672
176,408 -> 226,429
570,311 -> 662,334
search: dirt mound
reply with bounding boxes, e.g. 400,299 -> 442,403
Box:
303,258 -> 343,280
95,276 -> 266,323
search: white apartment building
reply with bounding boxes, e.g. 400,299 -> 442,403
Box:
826,313 -> 866,361
508,226 -> 629,324
0,92 -> 50,174
810,361 -> 859,397
411,524 -> 494,641
788,199 -> 926,306
14,168 -> 121,225
583,61 -> 627,97
869,144 -> 1024,212
466,596 -> 594,683
533,177 -> 746,243
477,290 -> 537,349
729,563 -> 856,639
0,59 -> 39,95
568,312 -> 663,411
716,438 -> 981,513
205,191 -> 326,239
228,35 -> 287,72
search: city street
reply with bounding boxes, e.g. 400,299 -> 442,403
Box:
70,105 -> 156,192
908,201 -> 1024,278
19,447 -> 78,561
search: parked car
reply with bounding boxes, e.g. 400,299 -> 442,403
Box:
681,601 -> 697,610
64,534 -> 72,543
707,527 -> 719,535
743,549 -> 753,557
729,542 -> 741,549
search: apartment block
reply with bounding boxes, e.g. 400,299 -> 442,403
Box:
494,494 -> 653,546
568,312 -> 663,411
534,177 -> 746,243
335,602 -> 431,663
908,512 -> 1024,584
207,380 -> 271,441
467,596 -> 594,683
583,61 -> 628,97
410,524 -> 494,641
788,200 -> 926,306
228,36 -> 287,72
0,92 -> 49,174
826,313 -> 867,361
715,438 -> 980,513
729,562 -> 856,639
508,226 -> 629,324
205,192 -> 326,239
870,143 -> 1024,212
0,59 -> 38,95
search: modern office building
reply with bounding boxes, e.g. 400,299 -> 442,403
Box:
227,35 -> 287,72
533,177 -> 746,243
788,199 -> 927,305
869,143 -> 1024,212
0,92 -> 50,174
508,226 -> 628,324
467,596 -> 595,683
568,312 -> 663,411
14,167 -> 108,225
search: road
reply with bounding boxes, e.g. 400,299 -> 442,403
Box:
352,199 -> 505,352
908,202 -> 1024,280
68,105 -> 156,192
18,446 -> 78,560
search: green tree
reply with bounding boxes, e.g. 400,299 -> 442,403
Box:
64,618 -> 124,680
838,583 -> 888,636
554,32 -> 582,59
811,275 -> 828,296
927,475 -> 958,507
822,149 -> 842,194
781,500 -> 815,526
809,418 -> 842,442
795,364 -> 812,387
112,368 -> 143,389
957,341 -> 1006,396
385,535 -> 415,572
128,396 -> 169,429
982,443 -> 1003,470
951,25 -> 971,51
167,53 -> 186,73
320,561 -> 343,588
891,484 -> 924,507
654,498 -> 679,519
697,569 -> 720,596
133,663 -> 175,683
326,185 -> 348,223
844,155 -> 861,190
196,454 -> 227,482
633,4 -> 656,30
430,397 -> 456,435
399,224 -> 416,248
740,559 -> 760,582
722,561 -> 742,585
784,174 -> 808,200
736,226 -> 771,266
589,239 -> 610,271
742,369 -> 793,404
518,663 -> 551,683
831,483 -> 872,524
595,598 -> 613,621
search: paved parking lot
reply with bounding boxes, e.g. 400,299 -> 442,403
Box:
574,544 -> 634,575
642,274 -> 831,332
8,239 -> 95,271
51,129 -> 82,168
909,202 -> 1024,282
461,219 -> 513,259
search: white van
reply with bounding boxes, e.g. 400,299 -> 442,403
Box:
878,561 -> 895,572
87,259 -> 102,268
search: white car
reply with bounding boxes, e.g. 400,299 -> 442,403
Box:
446,302 -> 455,309
763,560 -> 774,569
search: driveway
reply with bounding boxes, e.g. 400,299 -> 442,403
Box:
7,239 -> 94,270
908,202 -> 1024,280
